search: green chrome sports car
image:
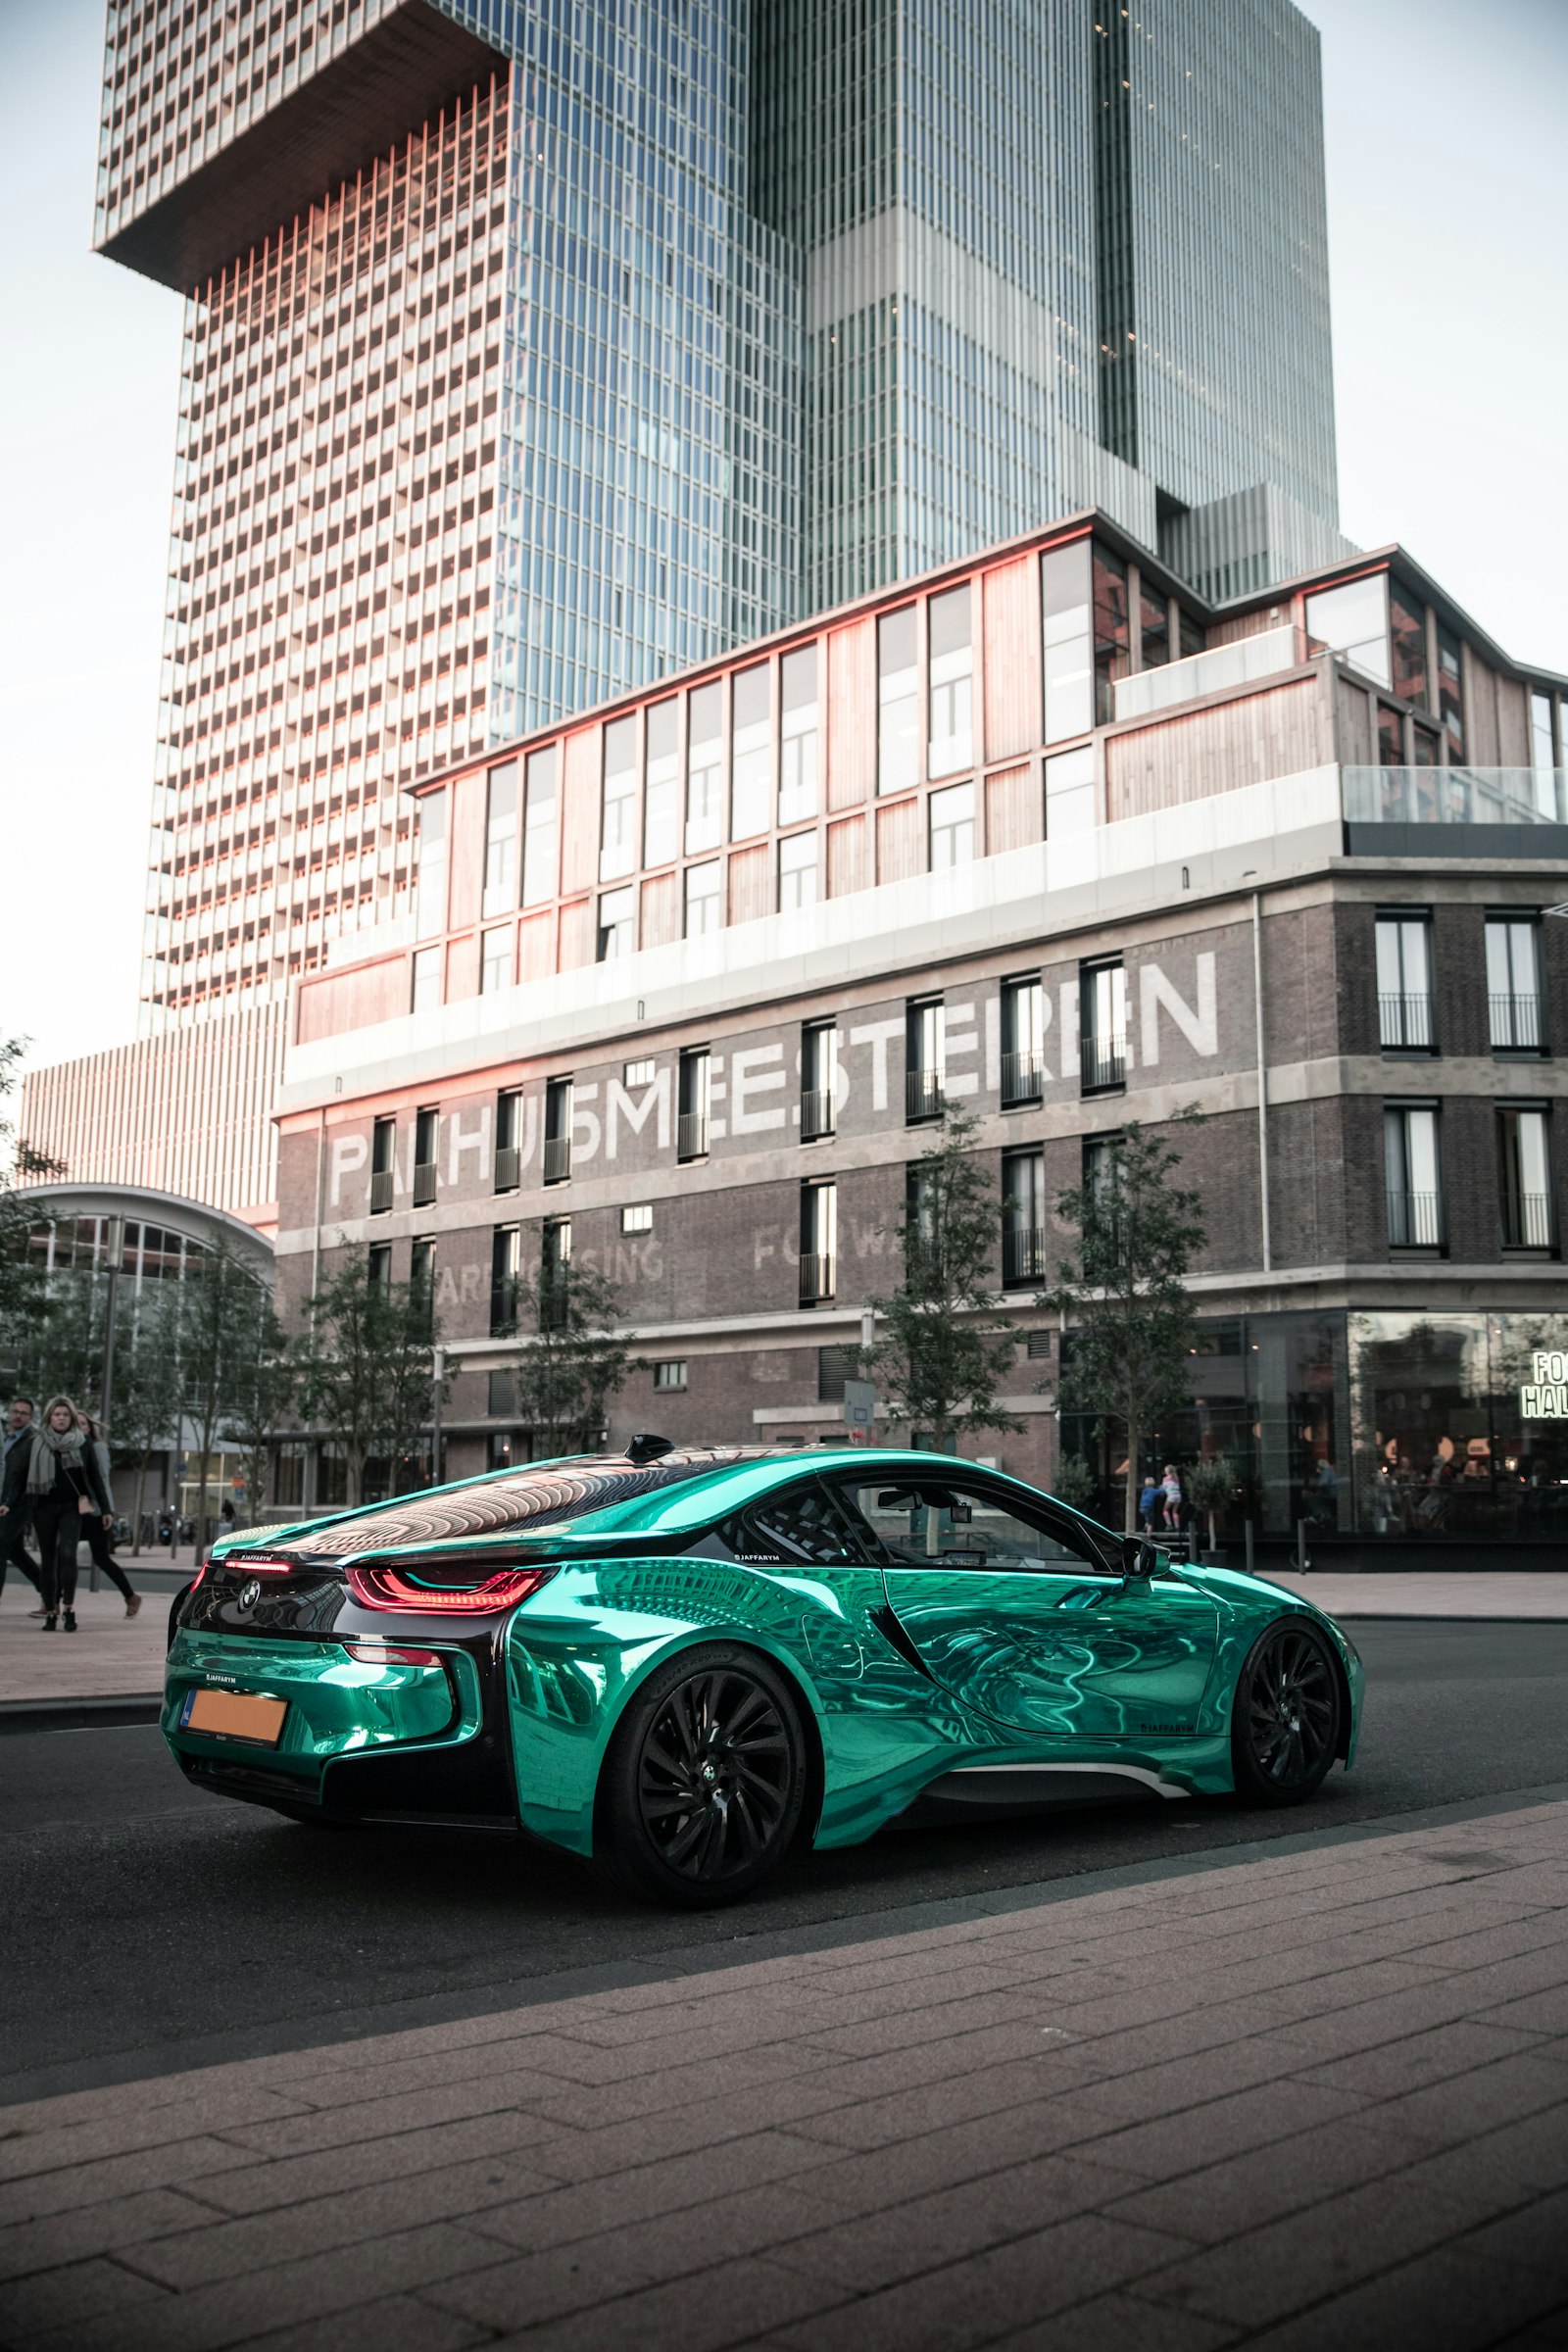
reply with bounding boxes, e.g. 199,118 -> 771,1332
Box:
165,1443 -> 1363,1907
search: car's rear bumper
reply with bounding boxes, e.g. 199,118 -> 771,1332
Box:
164,1627 -> 519,1827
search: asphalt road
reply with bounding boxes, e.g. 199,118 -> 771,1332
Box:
5,1620 -> 1566,2105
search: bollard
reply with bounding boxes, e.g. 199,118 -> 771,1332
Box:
1245,1518 -> 1254,1577
1296,1517 -> 1310,1574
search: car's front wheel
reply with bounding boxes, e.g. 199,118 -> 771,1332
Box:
593,1645 -> 807,1908
1230,1618 -> 1343,1806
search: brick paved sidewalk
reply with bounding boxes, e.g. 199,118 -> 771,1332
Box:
1,1801 -> 1565,2352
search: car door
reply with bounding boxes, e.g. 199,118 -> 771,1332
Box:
840,1473 -> 1218,1742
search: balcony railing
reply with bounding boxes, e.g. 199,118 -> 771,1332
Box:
677,1110 -> 710,1161
906,1067 -> 945,1121
1112,622 -> 1301,723
1080,1032 -> 1126,1094
801,1087 -> 835,1142
369,1168 -> 393,1214
799,1252 -> 836,1304
1379,992 -> 1434,1051
412,1161 -> 437,1207
494,1145 -> 520,1193
1501,1191 -> 1552,1250
1491,993 -> 1544,1052
542,1135 -> 570,1184
1001,1051 -> 1044,1106
1388,1190 -> 1443,1249
1003,1226 -> 1047,1287
1344,766 -> 1564,829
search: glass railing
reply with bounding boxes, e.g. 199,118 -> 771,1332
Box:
412,1160 -> 437,1207
1112,623 -> 1300,722
494,1145 -> 520,1193
1345,768 -> 1563,827
542,1135 -> 570,1184
676,1110 -> 709,1161
368,1168 -> 393,1213
801,1087 -> 835,1142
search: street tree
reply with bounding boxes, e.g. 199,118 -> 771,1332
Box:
860,1106 -> 1022,1456
302,1253 -> 446,1505
225,1304 -> 301,1528
506,1241 -> 633,1457
1038,1116 -> 1206,1534
178,1243 -> 272,1546
110,1292 -> 185,1552
0,1033 -> 62,1366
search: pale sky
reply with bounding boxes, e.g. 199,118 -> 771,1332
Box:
1,0 -> 1564,1091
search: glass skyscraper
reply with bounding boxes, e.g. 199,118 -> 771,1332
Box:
42,0 -> 1341,1216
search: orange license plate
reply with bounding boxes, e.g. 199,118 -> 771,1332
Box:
180,1688 -> 287,1745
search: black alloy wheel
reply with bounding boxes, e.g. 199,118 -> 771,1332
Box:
595,1644 -> 807,1907
1231,1618 -> 1342,1807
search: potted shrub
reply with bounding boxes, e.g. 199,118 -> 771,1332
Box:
1186,1454 -> 1237,1560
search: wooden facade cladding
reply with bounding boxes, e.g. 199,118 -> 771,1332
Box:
560,727 -> 599,898
985,763 -> 1041,854
1104,675 -> 1329,823
982,553 -> 1043,762
446,766 -> 485,935
827,616 -> 875,809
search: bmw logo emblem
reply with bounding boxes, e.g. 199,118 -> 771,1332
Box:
237,1579 -> 262,1610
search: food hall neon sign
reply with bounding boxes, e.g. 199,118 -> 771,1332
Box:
1520,1351 -> 1568,1420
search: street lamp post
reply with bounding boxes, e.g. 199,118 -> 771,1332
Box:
93,1215 -> 126,1592
429,1346 -> 445,1490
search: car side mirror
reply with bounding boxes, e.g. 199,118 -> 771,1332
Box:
1120,1536 -> 1168,1579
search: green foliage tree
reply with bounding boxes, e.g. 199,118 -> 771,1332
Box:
1039,1116 -> 1206,1534
178,1243 -> 274,1546
0,1033 -> 62,1368
111,1293 -> 184,1554
859,1106 -> 1022,1456
1186,1453 -> 1237,1554
1051,1450 -> 1099,1513
225,1304 -> 300,1529
302,1253 -> 446,1506
505,1239 -> 634,1457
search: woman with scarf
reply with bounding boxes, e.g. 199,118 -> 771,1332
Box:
0,1395 -> 114,1632
75,1411 -> 141,1618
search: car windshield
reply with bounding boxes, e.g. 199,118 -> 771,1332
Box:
283,1451 -> 764,1558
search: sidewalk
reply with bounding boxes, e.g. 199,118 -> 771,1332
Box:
1268,1570 -> 1568,1619
1,1793 -> 1564,2348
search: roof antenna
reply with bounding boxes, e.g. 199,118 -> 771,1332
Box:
625,1433 -> 675,1466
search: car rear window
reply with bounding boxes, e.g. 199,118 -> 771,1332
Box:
290,1451 -> 760,1557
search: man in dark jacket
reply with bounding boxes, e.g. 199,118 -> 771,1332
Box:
0,1397 -> 42,1602
0,1395 -> 114,1631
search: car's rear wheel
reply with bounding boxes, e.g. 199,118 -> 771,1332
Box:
593,1645 -> 807,1908
1231,1618 -> 1342,1806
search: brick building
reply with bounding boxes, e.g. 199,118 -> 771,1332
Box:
270,509 -> 1568,1556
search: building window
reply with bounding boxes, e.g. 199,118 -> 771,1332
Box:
927,584 -> 972,777
540,1216 -> 571,1328
521,743 -> 559,907
678,1047 -> 710,1160
731,662 -> 771,840
1080,960 -> 1127,1094
621,1202 -> 653,1234
495,1090 -> 521,1192
1389,588 -> 1428,707
1083,1133 -> 1120,1201
482,760 -> 517,917
410,1236 -> 435,1305
877,607 -> 918,796
488,1430 -> 528,1472
817,1346 -> 857,1402
685,681 -> 723,855
1002,1148 -> 1046,1288
416,786 -> 448,938
906,1161 -> 938,1277
1046,745 -> 1095,836
600,715 -> 637,881
1002,976 -> 1045,1105
1436,622 -> 1465,761
779,829 -> 818,911
1092,545 -> 1132,723
684,858 -> 721,937
1386,1105 -> 1444,1250
480,926 -> 511,995
928,781 -> 975,869
487,1369 -> 515,1419
1041,540 -> 1093,743
369,1114 -> 395,1214
652,1358 -> 687,1392
623,1058 -> 656,1089
906,997 -> 945,1121
1487,917 -> 1544,1052
1139,579 -> 1170,671
802,1019 -> 837,1141
1377,706 -> 1403,767
800,1180 -> 837,1304
643,699 -> 680,867
779,644 -> 819,824
368,1240 -> 392,1290
1305,574 -> 1391,690
490,1223 -> 520,1335
1375,913 -> 1434,1052
1412,723 -> 1441,769
413,1106 -> 438,1206
1497,1108 -> 1553,1250
597,885 -> 635,961
410,946 -> 441,1013
543,1076 -> 572,1185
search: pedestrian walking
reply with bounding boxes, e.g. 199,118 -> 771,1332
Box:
0,1397 -> 44,1605
1160,1462 -> 1184,1533
74,1412 -> 142,1617
0,1396 -> 115,1632
1137,1473 -> 1160,1534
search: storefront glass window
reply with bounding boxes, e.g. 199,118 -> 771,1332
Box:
1348,1311 -> 1568,1543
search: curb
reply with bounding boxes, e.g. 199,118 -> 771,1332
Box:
0,1694 -> 164,1736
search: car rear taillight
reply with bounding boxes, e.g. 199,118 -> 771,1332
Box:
343,1641 -> 445,1668
346,1564 -> 558,1614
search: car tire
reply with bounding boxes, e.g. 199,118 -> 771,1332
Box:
1230,1617 -> 1343,1807
593,1644 -> 808,1909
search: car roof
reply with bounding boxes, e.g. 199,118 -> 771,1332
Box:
221,1446 -> 1096,1562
